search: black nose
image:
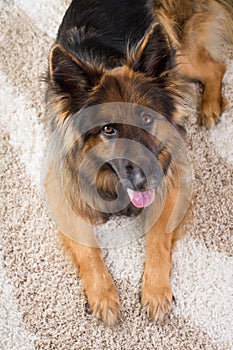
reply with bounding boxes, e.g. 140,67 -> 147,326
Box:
131,167 -> 161,191
131,168 -> 147,191
109,159 -> 162,192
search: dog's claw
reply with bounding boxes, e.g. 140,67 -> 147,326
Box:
88,290 -> 121,326
84,301 -> 92,315
141,284 -> 173,321
198,96 -> 227,128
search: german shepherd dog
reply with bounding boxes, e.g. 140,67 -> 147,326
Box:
45,0 -> 233,325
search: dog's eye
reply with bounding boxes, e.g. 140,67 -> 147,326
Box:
101,124 -> 116,136
142,113 -> 153,127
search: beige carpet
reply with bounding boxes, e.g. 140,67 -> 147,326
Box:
0,1 -> 233,349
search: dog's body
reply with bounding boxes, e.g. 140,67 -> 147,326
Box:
45,0 -> 233,325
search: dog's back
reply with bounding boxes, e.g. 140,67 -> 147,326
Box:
56,0 -> 153,69
56,0 -> 233,68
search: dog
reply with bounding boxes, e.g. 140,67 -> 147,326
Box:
44,0 -> 233,325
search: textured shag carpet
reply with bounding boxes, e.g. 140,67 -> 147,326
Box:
0,1 -> 233,349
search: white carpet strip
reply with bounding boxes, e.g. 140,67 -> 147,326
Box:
0,254 -> 37,350
14,0 -> 68,38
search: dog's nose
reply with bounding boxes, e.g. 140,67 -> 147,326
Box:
131,168 -> 162,191
132,168 -> 147,191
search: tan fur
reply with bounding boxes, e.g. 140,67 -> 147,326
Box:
150,0 -> 233,127
177,47 -> 227,127
59,166 -> 183,324
61,234 -> 121,326
46,0 -> 233,326
141,168 -> 182,320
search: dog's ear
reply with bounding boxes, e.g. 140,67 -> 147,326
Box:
48,44 -> 102,114
131,23 -> 176,77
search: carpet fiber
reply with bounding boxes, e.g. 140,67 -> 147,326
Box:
0,1 -> 233,349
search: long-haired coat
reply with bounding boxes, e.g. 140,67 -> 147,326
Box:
45,0 -> 233,325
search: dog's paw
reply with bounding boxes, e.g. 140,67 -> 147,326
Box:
87,284 -> 121,326
141,283 -> 173,321
198,97 -> 227,128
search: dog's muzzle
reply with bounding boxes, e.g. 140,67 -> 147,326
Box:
109,159 -> 163,208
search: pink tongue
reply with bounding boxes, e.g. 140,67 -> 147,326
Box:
127,189 -> 155,208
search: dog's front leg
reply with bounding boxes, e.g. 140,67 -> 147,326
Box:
141,222 -> 173,321
141,175 -> 180,321
44,169 -> 121,325
61,234 -> 121,326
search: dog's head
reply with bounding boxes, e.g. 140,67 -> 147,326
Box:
46,23 -> 186,216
